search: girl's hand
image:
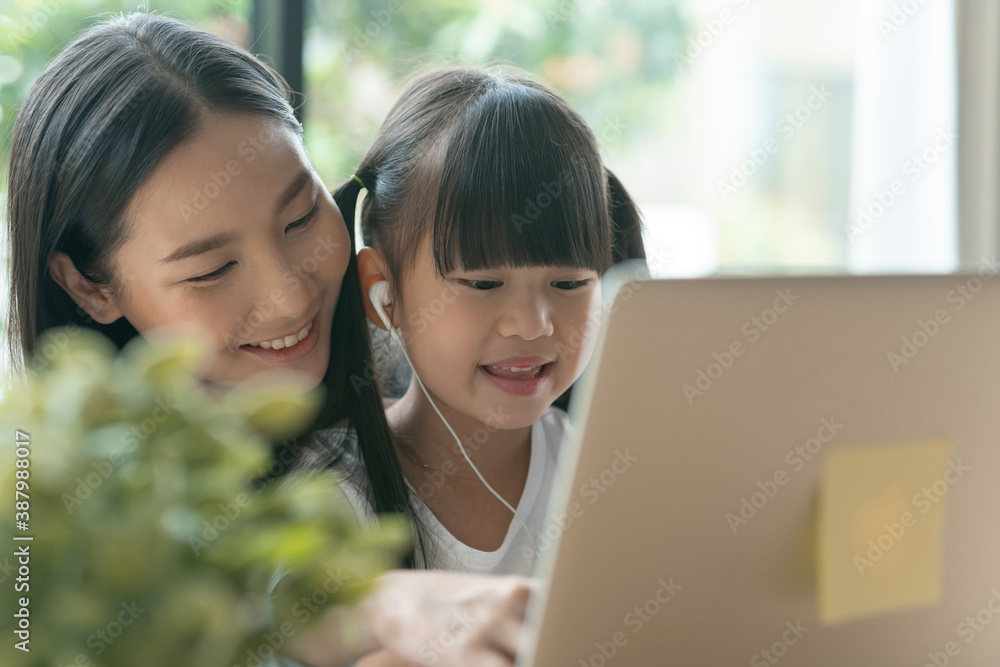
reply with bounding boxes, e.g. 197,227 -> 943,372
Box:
361,569 -> 539,667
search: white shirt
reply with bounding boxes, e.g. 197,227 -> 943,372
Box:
330,407 -> 568,577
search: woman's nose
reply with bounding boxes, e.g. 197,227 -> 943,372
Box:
246,251 -> 319,330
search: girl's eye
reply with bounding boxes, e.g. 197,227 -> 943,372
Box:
552,279 -> 591,290
188,261 -> 236,284
461,279 -> 503,291
286,201 -> 320,233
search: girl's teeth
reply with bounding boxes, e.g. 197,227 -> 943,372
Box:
485,364 -> 546,379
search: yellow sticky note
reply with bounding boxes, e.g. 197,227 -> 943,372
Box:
818,440 -> 954,626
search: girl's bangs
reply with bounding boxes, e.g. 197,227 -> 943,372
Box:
428,84 -> 612,276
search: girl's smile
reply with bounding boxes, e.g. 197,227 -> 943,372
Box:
479,357 -> 555,397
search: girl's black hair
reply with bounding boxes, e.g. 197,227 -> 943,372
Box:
6,13 -> 417,567
339,68 -> 645,308
334,67 -> 647,546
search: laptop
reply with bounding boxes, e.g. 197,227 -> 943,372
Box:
519,267 -> 1000,666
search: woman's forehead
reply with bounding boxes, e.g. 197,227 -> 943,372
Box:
122,113 -> 310,250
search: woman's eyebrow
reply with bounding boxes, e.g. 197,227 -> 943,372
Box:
160,232 -> 238,264
276,169 -> 314,214
159,169 -> 314,265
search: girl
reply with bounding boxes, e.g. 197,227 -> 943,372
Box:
7,14 -> 536,667
307,67 -> 645,664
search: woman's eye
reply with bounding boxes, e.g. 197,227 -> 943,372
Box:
461,279 -> 502,291
552,280 -> 591,290
286,201 -> 320,233
188,261 -> 235,284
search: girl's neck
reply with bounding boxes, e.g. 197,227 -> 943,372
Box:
386,381 -> 533,484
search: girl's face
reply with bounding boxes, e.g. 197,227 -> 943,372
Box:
390,236 -> 603,430
69,112 -> 351,386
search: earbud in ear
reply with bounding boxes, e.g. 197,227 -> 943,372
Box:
368,280 -> 393,330
369,280 -> 390,308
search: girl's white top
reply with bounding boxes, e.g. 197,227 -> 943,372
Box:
328,406 -> 569,576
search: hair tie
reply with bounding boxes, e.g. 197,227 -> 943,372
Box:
352,174 -> 366,189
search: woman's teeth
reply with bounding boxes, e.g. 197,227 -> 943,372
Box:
246,321 -> 312,350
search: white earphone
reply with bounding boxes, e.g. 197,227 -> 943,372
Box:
368,280 -> 536,551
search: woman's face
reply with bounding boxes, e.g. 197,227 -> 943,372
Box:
92,112 -> 351,386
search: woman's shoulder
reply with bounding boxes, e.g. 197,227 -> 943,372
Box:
297,420 -> 359,472
291,423 -> 378,526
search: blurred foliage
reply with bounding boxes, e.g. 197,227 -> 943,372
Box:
0,0 -> 690,187
303,0 -> 690,184
0,0 -> 251,168
0,327 -> 409,667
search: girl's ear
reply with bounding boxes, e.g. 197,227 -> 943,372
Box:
357,247 -> 394,330
48,251 -> 124,325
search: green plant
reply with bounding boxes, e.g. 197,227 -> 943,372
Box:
0,327 -> 408,667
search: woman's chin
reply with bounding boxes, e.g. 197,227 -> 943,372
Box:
202,361 -> 325,392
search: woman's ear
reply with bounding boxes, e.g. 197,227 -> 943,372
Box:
48,251 -> 124,325
357,247 -> 394,330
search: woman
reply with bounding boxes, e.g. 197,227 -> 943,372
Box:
5,13 -> 532,667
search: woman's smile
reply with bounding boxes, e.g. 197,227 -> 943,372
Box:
239,311 -> 321,363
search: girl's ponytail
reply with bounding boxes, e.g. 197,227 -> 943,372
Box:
333,172 -> 368,236
607,169 -> 646,264
330,173 -> 425,568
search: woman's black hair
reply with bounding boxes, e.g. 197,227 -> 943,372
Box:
333,67 -> 646,542
6,13 -> 418,566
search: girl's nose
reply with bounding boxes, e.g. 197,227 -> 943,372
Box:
496,295 -> 555,341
